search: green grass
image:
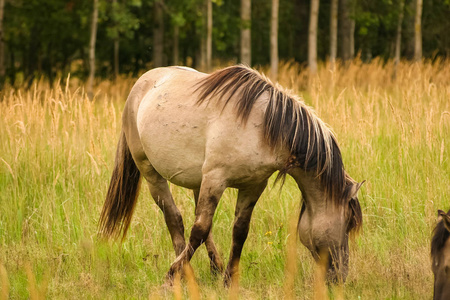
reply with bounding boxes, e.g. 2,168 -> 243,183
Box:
0,60 -> 449,299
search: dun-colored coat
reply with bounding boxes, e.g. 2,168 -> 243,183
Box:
98,65 -> 364,285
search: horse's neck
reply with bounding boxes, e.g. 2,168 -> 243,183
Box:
289,168 -> 326,207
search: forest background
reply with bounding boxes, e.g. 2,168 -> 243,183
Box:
0,0 -> 449,86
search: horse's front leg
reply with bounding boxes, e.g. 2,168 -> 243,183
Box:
166,173 -> 226,281
224,181 -> 267,287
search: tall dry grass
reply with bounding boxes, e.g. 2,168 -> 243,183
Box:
0,59 -> 449,299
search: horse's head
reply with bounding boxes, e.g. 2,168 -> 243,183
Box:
432,209 -> 450,300
292,170 -> 363,284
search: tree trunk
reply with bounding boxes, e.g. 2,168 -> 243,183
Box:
339,0 -> 351,62
153,0 -> 164,68
45,41 -> 54,84
198,36 -> 206,71
197,1 -> 207,71
26,25 -> 40,84
349,0 -> 355,58
393,0 -> 405,78
404,0 -> 415,59
308,0 -> 319,75
414,0 -> 422,61
293,0 -> 309,62
350,18 -> 355,58
206,0 -> 212,71
114,39 -> 119,79
173,25 -> 179,65
113,0 -> 119,79
270,0 -> 279,81
87,0 -> 98,99
330,0 -> 338,69
240,0 -> 251,65
9,48 -> 15,83
0,0 -> 5,81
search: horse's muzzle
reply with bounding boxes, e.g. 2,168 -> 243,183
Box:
325,246 -> 349,284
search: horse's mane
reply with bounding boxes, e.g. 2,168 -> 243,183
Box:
195,65 -> 348,205
431,211 -> 450,260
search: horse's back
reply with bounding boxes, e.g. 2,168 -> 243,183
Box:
125,67 -> 285,189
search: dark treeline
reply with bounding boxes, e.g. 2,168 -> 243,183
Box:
0,0 -> 449,85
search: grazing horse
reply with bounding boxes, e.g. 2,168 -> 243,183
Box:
432,209 -> 450,299
98,65 -> 363,285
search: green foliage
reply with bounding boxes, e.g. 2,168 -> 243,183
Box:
171,12 -> 186,27
0,0 -> 449,82
105,0 -> 141,40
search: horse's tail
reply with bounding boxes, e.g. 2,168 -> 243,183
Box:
98,131 -> 142,240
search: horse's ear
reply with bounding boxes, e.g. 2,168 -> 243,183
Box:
348,180 -> 366,200
438,210 -> 450,232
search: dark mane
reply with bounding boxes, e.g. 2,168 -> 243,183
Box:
195,65 -> 347,204
431,210 -> 450,259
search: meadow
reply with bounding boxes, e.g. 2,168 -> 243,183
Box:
0,59 -> 449,299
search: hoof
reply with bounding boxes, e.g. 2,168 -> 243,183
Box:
166,255 -> 186,281
163,268 -> 183,288
223,272 -> 232,288
160,280 -> 174,289
224,268 -> 239,289
210,260 -> 224,277
165,268 -> 181,286
164,272 -> 175,287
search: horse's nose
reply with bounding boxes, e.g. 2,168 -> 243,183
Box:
325,248 -> 349,284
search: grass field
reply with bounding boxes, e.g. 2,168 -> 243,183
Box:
0,60 -> 449,299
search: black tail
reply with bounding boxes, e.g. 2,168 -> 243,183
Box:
98,131 -> 142,240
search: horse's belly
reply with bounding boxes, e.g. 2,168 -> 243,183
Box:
136,91 -> 206,189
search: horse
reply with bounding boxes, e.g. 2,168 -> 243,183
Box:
98,65 -> 364,286
432,209 -> 450,299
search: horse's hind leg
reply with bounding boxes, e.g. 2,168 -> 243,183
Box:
224,181 -> 267,287
141,165 -> 186,256
193,189 -> 224,275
